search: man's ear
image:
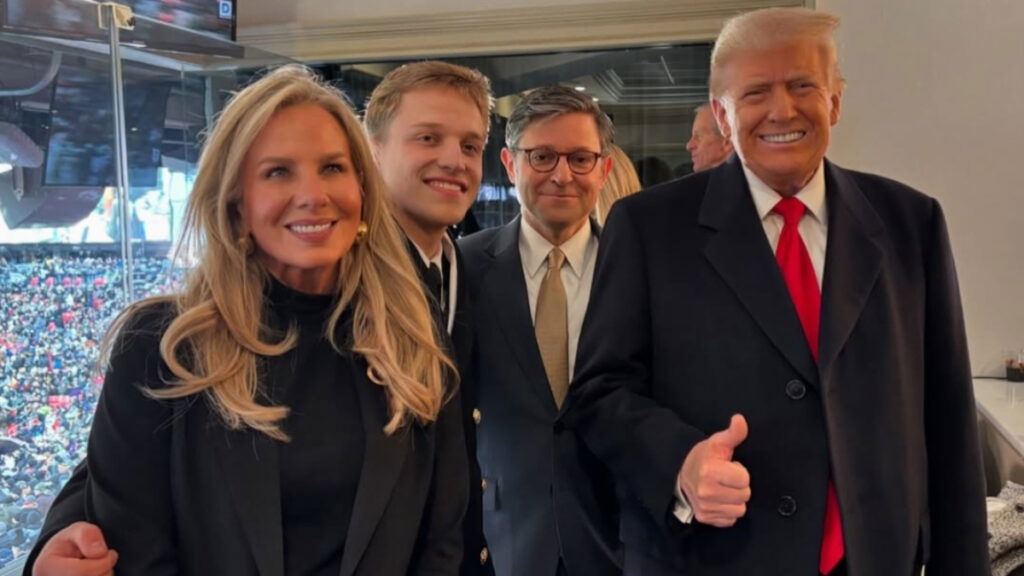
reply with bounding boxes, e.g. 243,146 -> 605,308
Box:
711,99 -> 733,141
829,88 -> 843,126
598,154 -> 613,185
500,147 -> 517,185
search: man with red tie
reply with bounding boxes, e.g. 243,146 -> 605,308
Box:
566,7 -> 989,576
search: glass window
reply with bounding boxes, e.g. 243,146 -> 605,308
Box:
330,43 -> 712,229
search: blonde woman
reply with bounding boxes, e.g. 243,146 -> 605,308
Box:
28,65 -> 467,576
595,144 -> 641,225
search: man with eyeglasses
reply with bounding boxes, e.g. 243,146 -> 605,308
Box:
458,85 -> 621,576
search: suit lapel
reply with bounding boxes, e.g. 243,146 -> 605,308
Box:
817,161 -> 884,377
340,357 -> 411,576
700,158 -> 820,386
214,421 -> 284,576
481,218 -> 558,412
451,242 -> 475,370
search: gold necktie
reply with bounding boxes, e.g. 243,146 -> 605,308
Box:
535,247 -> 569,408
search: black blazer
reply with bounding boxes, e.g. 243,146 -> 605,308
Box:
565,156 -> 989,576
74,302 -> 467,576
27,241 -> 489,576
406,235 -> 494,576
459,217 -> 621,576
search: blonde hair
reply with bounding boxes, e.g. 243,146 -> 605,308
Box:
104,65 -> 453,440
596,144 -> 641,225
364,60 -> 493,141
710,7 -> 844,99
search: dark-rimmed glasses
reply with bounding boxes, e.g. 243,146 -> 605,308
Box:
511,147 -> 604,175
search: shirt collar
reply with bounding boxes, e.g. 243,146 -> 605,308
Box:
410,232 -> 455,269
519,216 -> 593,279
744,161 -> 828,225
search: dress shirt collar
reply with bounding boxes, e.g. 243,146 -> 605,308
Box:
410,232 -> 455,271
744,161 -> 828,225
519,217 -> 593,280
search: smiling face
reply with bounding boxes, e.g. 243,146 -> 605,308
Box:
372,85 -> 486,249
501,112 -> 611,246
238,104 -> 362,294
712,38 -> 842,195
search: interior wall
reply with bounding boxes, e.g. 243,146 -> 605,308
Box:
818,0 -> 1024,375
240,0 -> 621,26
237,0 -> 1022,376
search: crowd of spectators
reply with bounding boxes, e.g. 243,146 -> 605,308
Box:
0,247 -> 174,567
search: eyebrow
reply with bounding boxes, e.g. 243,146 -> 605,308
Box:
255,151 -> 350,166
408,121 -> 486,141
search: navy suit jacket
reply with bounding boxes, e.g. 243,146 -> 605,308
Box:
460,217 -> 622,576
407,235 -> 494,576
566,156 -> 989,576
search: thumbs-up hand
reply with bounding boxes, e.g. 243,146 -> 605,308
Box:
677,414 -> 752,527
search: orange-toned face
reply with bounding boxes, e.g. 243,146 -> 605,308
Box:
712,39 -> 841,195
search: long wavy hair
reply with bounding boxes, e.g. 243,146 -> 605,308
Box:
104,65 -> 452,440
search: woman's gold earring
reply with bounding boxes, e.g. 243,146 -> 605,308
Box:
354,221 -> 369,244
238,235 -> 254,256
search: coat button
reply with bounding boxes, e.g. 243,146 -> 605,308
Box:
472,408 -> 482,425
778,496 -> 797,517
785,379 -> 806,400
479,546 -> 489,565
481,478 -> 488,492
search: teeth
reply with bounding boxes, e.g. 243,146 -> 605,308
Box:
761,131 -> 804,143
431,181 -> 461,192
290,223 -> 332,234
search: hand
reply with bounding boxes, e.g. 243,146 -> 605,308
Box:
677,414 -> 751,527
32,521 -> 118,576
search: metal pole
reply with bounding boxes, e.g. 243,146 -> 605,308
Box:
105,4 -> 134,299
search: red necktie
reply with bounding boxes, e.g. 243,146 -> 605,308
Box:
772,197 -> 844,575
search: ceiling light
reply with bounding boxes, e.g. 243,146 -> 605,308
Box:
574,86 -> 586,92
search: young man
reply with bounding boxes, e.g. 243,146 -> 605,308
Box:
26,61 -> 497,576
459,85 -> 621,576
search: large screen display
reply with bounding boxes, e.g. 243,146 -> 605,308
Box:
43,65 -> 171,189
1,0 -> 236,42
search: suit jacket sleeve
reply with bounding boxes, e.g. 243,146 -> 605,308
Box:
411,381 -> 469,575
566,202 -> 706,535
84,305 -> 178,574
22,461 -> 89,574
922,200 -> 990,575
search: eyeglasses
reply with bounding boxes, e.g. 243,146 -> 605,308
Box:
512,147 -> 604,175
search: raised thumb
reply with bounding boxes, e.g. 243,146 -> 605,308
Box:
707,414 -> 748,460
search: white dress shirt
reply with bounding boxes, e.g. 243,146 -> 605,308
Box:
673,162 -> 830,524
519,217 -> 598,380
410,233 -> 459,334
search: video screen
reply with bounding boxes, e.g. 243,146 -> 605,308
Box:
43,65 -> 171,189
1,0 -> 236,42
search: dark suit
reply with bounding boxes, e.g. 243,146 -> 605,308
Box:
566,157 -> 989,576
73,302 -> 466,576
406,235 -> 494,576
460,217 -> 621,576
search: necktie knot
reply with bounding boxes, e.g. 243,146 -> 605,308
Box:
547,248 -> 566,272
773,196 -> 806,228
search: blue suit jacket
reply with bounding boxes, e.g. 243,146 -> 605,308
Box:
460,217 -> 622,576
